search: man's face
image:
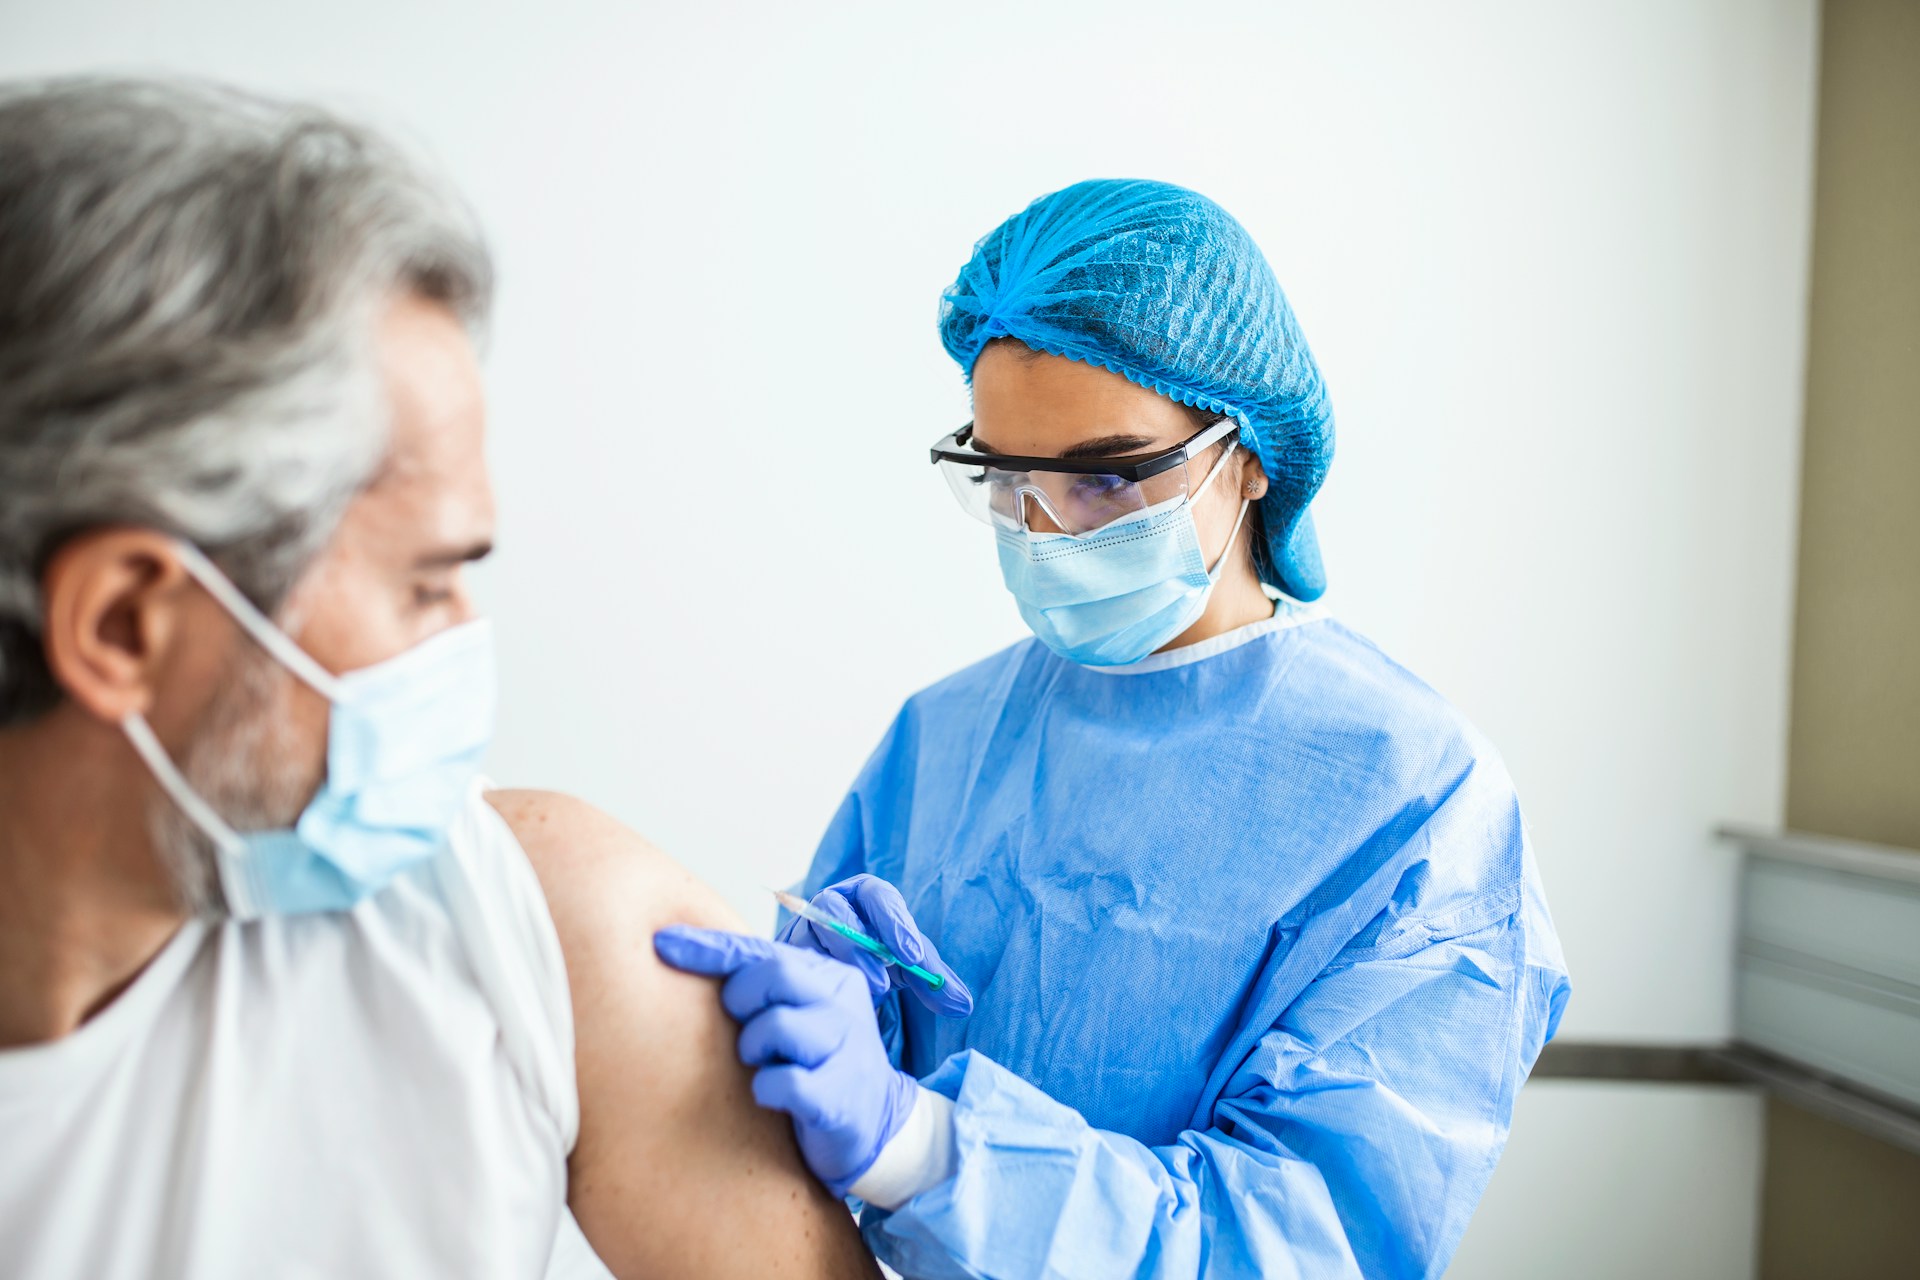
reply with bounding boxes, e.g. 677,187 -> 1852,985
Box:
290,295 -> 496,669
153,295 -> 495,910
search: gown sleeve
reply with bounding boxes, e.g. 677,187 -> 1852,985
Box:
861,893 -> 1570,1280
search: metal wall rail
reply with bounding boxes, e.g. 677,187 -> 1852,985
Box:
1532,1040 -> 1920,1158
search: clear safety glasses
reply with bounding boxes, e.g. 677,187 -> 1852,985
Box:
931,415 -> 1239,537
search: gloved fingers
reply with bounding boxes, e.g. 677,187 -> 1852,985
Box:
776,891 -> 854,954
822,875 -> 975,1017
801,893 -> 892,996
841,875 -> 928,965
837,879 -> 974,1017
750,1062 -> 826,1125
773,910 -> 811,949
718,945 -> 861,1022
653,924 -> 780,977
737,1002 -> 850,1069
779,886 -> 894,998
895,953 -> 976,1019
775,898 -> 830,955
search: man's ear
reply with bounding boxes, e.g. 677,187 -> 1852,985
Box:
38,528 -> 202,724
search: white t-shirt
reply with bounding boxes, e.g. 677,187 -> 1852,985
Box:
0,784 -> 589,1279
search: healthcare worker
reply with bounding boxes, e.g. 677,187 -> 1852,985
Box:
658,179 -> 1571,1279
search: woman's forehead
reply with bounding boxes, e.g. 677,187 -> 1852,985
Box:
971,344 -> 1196,455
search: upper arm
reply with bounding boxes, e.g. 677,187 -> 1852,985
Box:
487,789 -> 877,1280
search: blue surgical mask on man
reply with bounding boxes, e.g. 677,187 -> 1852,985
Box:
995,441 -> 1252,667
121,542 -> 495,919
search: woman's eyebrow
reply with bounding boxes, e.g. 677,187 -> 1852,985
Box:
969,432 -> 1165,460
1059,434 -> 1160,460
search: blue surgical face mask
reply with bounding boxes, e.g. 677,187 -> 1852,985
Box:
121,543 -> 495,920
995,441 -> 1252,667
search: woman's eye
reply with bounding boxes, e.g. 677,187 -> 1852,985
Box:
1072,474 -> 1131,499
412,583 -> 454,608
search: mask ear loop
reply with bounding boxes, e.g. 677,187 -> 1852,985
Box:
1190,438 -> 1240,503
1205,499 -> 1254,579
1192,441 -> 1252,578
171,542 -> 345,703
118,540 -> 337,921
121,708 -> 266,918
121,712 -> 246,856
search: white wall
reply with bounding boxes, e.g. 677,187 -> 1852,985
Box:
0,0 -> 1818,1269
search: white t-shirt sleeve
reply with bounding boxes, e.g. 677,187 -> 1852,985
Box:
434,781 -> 581,1155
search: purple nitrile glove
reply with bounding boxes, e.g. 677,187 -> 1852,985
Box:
777,874 -> 974,1018
653,925 -> 921,1197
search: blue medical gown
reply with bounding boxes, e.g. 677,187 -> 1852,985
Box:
801,611 -> 1570,1279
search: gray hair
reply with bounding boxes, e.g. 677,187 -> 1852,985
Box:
0,77 -> 493,725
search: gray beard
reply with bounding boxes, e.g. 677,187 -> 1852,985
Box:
147,648 -> 320,918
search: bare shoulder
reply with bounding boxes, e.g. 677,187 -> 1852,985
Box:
487,788 -> 739,932
483,789 -> 875,1280
487,787 -> 737,1047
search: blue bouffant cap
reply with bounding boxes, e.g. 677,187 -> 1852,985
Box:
940,179 -> 1334,600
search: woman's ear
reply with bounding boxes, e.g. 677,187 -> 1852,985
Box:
39,529 -> 199,723
1238,451 -> 1271,502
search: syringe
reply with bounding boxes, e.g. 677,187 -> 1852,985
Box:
770,888 -> 948,991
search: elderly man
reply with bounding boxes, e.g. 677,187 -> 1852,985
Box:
0,78 -> 875,1278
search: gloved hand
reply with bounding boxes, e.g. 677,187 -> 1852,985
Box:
654,925 -> 921,1197
777,874 -> 974,1017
